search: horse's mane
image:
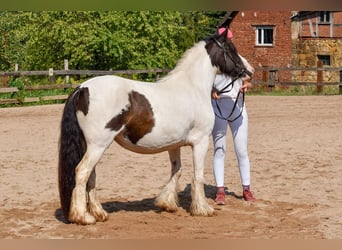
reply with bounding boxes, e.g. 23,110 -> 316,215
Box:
172,41 -> 207,70
158,32 -> 246,83
157,41 -> 207,83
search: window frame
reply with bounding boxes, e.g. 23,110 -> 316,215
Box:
255,25 -> 274,47
318,11 -> 332,24
317,55 -> 331,66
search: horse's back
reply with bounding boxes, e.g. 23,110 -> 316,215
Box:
76,74 -> 213,152
80,75 -> 137,100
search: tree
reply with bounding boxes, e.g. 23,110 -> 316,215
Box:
0,11 -> 226,73
0,11 -> 31,71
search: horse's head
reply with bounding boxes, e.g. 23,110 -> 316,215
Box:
205,28 -> 254,80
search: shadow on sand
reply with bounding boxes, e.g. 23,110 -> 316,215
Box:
55,184 -> 241,223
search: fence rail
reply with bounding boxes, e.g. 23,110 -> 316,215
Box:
0,68 -> 170,77
1,67 -> 341,105
0,68 -> 170,105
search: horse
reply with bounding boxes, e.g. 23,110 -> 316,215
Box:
58,28 -> 254,225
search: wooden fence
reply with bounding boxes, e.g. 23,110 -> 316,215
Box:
0,68 -> 169,105
0,66 -> 341,105
253,62 -> 342,91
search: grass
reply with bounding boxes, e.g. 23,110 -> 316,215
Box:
248,84 -> 341,96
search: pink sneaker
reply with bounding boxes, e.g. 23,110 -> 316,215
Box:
243,189 -> 256,201
215,187 -> 225,205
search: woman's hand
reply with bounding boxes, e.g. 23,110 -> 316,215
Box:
212,88 -> 220,99
240,79 -> 252,93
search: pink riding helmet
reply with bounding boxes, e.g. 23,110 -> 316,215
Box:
218,27 -> 233,39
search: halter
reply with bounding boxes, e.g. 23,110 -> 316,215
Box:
212,38 -> 252,122
212,38 -> 253,78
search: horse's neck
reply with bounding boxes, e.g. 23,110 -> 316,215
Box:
160,42 -> 216,93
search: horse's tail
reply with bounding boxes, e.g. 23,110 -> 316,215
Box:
58,87 -> 86,221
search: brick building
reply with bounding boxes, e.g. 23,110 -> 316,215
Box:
291,11 -> 342,82
223,11 -> 342,83
292,11 -> 342,38
228,11 -> 292,69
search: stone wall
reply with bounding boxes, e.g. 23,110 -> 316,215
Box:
291,38 -> 342,82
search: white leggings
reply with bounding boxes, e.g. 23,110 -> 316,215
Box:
211,97 -> 251,187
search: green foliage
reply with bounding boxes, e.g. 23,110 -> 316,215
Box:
0,11 -> 31,70
0,10 -> 228,106
0,11 -> 226,74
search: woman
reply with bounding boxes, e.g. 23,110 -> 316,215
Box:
211,27 -> 256,205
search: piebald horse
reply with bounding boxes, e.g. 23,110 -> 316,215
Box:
58,29 -> 253,225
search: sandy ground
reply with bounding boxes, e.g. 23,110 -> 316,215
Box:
0,95 -> 341,239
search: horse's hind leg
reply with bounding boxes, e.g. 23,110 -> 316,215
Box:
155,147 -> 182,212
190,136 -> 215,216
87,168 -> 108,222
69,145 -> 107,225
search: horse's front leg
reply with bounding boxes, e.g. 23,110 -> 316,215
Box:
69,146 -> 105,225
155,147 -> 182,212
190,136 -> 215,216
87,168 -> 108,222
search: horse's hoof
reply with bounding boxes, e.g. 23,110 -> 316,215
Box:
88,202 -> 109,222
69,212 -> 97,225
163,206 -> 178,213
154,199 -> 178,213
94,211 -> 109,222
190,204 -> 215,217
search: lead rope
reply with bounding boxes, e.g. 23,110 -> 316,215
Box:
213,74 -> 245,123
214,90 -> 245,123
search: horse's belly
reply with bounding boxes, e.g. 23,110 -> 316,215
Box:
114,133 -> 186,154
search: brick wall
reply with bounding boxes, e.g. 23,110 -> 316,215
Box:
299,12 -> 342,38
229,11 -> 292,82
333,12 -> 342,37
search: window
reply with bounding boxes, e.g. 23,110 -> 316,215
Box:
319,11 -> 331,23
317,55 -> 331,66
256,26 -> 274,46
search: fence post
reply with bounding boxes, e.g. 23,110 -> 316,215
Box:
64,59 -> 69,84
339,70 -> 342,95
268,69 -> 278,91
317,60 -> 323,95
1,76 -> 8,87
48,68 -> 55,83
262,66 -> 269,91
